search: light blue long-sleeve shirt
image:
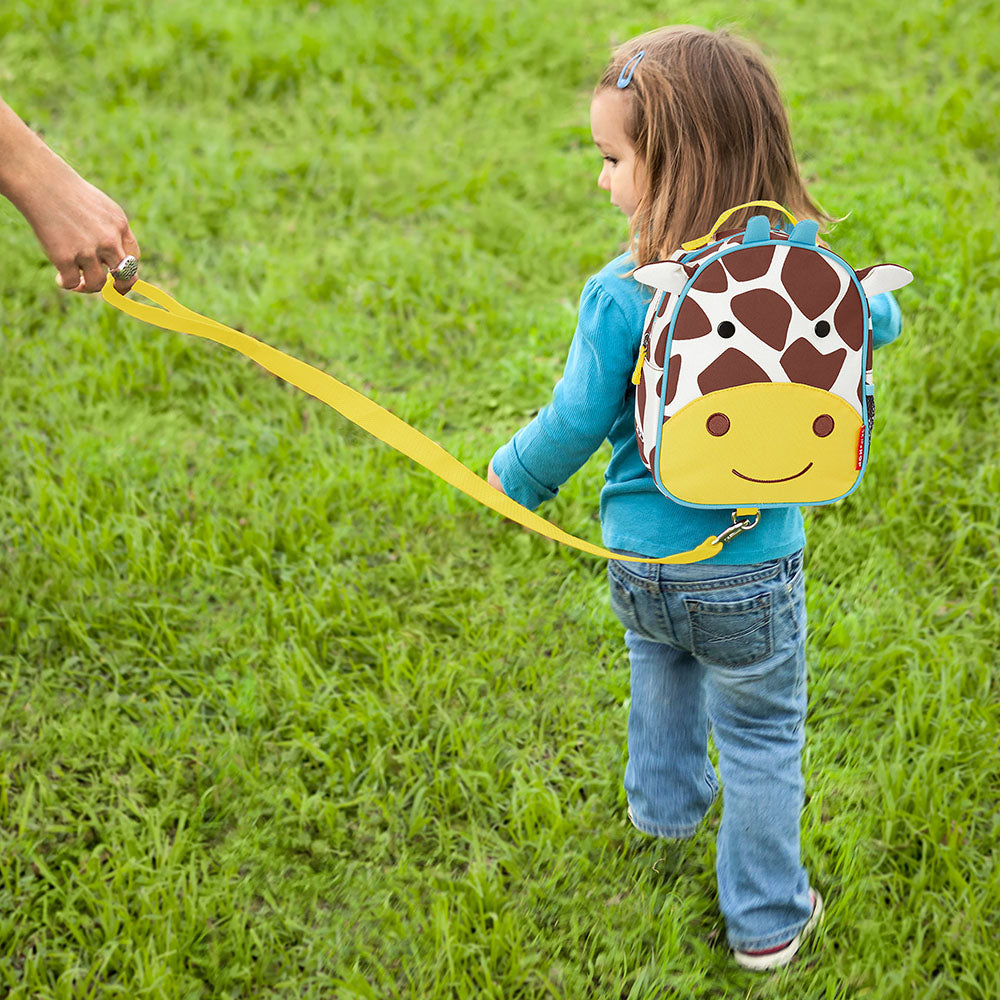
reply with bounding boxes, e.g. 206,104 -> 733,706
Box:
491,250 -> 902,563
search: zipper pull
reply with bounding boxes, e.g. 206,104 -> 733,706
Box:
631,339 -> 647,385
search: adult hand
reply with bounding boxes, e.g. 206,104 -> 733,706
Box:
30,164 -> 140,295
0,98 -> 140,294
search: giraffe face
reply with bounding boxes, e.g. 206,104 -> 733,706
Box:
659,382 -> 864,504
633,232 -> 912,506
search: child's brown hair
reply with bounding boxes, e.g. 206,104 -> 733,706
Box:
597,26 -> 832,264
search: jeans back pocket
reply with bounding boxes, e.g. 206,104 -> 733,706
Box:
683,593 -> 773,668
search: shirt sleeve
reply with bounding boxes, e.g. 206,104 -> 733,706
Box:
490,277 -> 637,510
870,291 -> 902,349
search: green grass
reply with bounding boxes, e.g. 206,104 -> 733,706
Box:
1,0 -> 998,996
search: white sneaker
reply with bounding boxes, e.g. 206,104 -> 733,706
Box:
733,889 -> 824,971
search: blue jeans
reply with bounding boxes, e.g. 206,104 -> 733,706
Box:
607,550 -> 812,951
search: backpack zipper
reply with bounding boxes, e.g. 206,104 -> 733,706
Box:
631,333 -> 648,385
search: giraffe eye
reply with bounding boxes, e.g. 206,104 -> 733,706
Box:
717,321 -> 736,338
814,320 -> 831,337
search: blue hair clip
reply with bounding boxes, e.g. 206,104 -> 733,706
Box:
616,50 -> 645,89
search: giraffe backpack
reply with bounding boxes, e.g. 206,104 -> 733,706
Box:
630,202 -> 913,519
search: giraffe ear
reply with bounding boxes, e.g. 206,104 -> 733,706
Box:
856,263 -> 913,296
633,261 -> 696,294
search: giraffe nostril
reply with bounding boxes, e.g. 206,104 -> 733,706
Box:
707,413 -> 730,437
813,414 -> 835,437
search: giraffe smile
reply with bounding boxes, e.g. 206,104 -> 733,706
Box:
732,462 -> 814,484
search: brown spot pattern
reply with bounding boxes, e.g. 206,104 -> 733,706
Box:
780,338 -> 847,391
656,291 -> 672,317
731,289 -> 792,351
698,349 -> 770,395
692,260 -> 728,293
781,248 -> 841,320
833,285 -> 864,352
653,326 -> 666,367
672,296 -> 713,341
723,245 -> 775,283
686,233 -> 742,262
665,355 -> 681,406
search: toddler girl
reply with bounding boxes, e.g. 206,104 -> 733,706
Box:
488,26 -> 902,970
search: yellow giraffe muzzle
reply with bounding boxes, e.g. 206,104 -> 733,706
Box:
659,382 -> 864,505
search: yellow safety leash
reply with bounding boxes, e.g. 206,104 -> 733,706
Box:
101,277 -> 753,565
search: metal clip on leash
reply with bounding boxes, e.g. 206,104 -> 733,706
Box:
714,508 -> 761,546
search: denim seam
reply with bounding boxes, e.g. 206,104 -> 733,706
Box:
628,813 -> 701,840
627,773 -> 718,841
608,561 -> 782,593
781,568 -> 805,648
730,908 -> 814,953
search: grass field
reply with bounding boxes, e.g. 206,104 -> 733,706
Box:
1,0 -> 998,997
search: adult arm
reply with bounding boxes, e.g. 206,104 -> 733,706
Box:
0,97 -> 139,293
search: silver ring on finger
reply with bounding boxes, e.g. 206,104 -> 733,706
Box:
111,255 -> 139,282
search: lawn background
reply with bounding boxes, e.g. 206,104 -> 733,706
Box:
1,0 -> 998,997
